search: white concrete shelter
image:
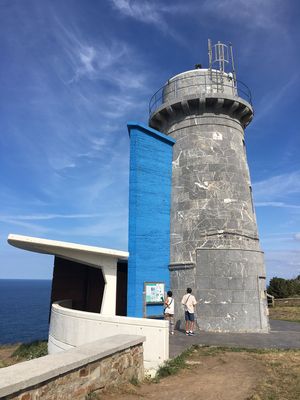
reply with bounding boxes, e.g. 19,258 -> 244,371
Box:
7,234 -> 169,371
8,234 -> 128,316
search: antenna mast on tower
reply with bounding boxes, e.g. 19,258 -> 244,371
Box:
208,39 -> 237,92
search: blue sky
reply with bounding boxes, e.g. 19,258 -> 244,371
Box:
0,0 -> 299,281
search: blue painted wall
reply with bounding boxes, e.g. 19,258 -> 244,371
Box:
127,122 -> 175,318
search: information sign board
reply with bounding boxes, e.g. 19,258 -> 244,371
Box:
144,282 -> 165,304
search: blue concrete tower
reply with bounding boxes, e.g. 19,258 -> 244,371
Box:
127,122 -> 175,318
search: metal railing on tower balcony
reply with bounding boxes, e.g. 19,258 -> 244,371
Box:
149,72 -> 252,117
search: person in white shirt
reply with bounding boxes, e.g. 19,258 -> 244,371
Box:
164,290 -> 175,335
181,288 -> 197,335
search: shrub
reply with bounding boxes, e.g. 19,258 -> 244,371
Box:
268,276 -> 300,298
12,341 -> 48,360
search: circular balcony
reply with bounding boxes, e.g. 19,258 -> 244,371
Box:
149,69 -> 253,129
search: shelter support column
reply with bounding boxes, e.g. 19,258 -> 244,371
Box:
101,261 -> 118,315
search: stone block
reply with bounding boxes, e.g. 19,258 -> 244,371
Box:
213,277 -> 229,290
195,276 -> 212,289
197,303 -> 214,317
228,277 -> 246,290
20,394 -> 31,400
231,290 -> 245,303
244,290 -> 259,304
79,367 -> 89,377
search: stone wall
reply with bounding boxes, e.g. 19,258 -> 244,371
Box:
0,335 -> 145,400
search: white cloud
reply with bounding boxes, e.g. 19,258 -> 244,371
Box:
110,0 -> 163,25
110,0 -> 287,40
265,249 -> 300,280
57,219 -> 128,239
56,24 -> 129,83
1,219 -> 52,234
1,209 -> 129,246
295,233 -> 300,241
254,74 -> 299,123
99,94 -> 146,119
260,232 -> 300,247
255,202 -> 300,210
51,17 -> 151,96
109,0 -> 187,42
0,213 -> 110,221
202,0 -> 283,30
253,171 -> 300,202
1,14 -> 151,213
79,46 -> 96,74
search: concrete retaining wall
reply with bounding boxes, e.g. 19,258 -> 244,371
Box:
0,335 -> 144,400
49,301 -> 169,371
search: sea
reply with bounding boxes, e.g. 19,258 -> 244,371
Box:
0,279 -> 52,345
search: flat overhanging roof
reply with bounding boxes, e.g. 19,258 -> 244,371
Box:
7,234 -> 128,268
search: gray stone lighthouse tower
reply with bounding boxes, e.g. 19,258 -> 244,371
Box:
149,40 -> 269,333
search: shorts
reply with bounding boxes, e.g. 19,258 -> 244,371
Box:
185,311 -> 195,321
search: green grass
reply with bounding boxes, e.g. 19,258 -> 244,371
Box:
85,393 -> 99,400
248,350 -> 300,400
155,345 -> 300,399
129,376 -> 140,386
154,345 -> 300,384
154,345 -> 199,381
155,345 -> 274,381
197,345 -> 300,355
12,341 -> 48,360
269,306 -> 300,323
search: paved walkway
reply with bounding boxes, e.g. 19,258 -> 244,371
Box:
169,320 -> 300,358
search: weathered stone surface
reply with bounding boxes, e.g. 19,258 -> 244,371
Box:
150,69 -> 269,333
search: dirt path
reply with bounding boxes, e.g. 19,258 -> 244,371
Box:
0,344 -> 19,367
101,350 -> 265,400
